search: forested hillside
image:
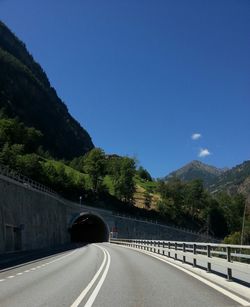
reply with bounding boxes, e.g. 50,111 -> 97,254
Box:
0,21 -> 94,159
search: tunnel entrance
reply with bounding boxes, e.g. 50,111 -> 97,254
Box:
70,213 -> 109,243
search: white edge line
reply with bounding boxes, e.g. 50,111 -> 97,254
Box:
70,245 -> 107,307
116,244 -> 250,307
84,246 -> 111,307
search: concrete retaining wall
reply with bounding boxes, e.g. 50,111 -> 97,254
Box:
0,174 -> 213,254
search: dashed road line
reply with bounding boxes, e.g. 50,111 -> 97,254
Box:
0,249 -> 79,283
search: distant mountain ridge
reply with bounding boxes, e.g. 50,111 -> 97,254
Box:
165,160 -> 226,187
0,21 -> 94,159
208,160 -> 250,194
165,159 -> 250,207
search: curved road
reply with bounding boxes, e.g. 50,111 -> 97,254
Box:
0,243 -> 247,307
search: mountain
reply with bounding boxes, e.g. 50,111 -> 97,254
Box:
165,159 -> 250,208
0,21 -> 94,159
165,160 -> 226,187
209,161 -> 250,197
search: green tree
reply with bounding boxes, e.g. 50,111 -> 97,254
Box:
157,177 -> 184,218
110,157 -> 136,203
83,148 -> 106,192
216,192 -> 245,233
0,118 -> 42,152
15,153 -> 44,181
138,166 -> 152,181
0,143 -> 24,168
184,179 -> 206,218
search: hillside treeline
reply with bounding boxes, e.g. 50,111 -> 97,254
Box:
0,114 -> 136,202
156,178 -> 249,243
0,113 -> 249,243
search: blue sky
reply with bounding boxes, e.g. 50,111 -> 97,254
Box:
0,0 -> 249,177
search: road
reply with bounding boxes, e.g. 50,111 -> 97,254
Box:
0,243 -> 248,307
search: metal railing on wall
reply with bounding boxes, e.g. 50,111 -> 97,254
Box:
0,164 -> 57,196
111,239 -> 250,283
112,212 -> 216,241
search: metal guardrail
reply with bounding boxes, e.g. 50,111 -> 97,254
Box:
0,164 -> 57,196
111,239 -> 250,283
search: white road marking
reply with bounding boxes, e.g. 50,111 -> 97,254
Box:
70,245 -> 110,307
0,248 -> 79,283
119,245 -> 250,306
84,246 -> 111,307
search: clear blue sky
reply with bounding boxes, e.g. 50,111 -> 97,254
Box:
0,0 -> 249,177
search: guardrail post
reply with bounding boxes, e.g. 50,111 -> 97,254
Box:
193,244 -> 197,267
163,241 -> 165,255
227,268 -> 232,281
227,246 -> 232,281
168,242 -> 171,257
158,241 -> 160,254
175,242 -> 177,260
182,243 -> 186,263
207,245 -> 211,273
154,241 -> 156,253
227,246 -> 231,262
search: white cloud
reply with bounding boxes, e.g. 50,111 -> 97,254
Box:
199,148 -> 211,158
191,133 -> 202,140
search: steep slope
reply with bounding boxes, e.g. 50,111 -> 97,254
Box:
209,160 -> 250,196
0,21 -> 94,159
165,160 -> 226,187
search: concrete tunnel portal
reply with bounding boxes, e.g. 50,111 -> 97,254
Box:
70,213 -> 110,243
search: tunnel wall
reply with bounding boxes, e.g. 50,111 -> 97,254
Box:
0,174 -> 216,254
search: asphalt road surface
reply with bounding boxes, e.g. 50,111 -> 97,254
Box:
0,243 -> 248,307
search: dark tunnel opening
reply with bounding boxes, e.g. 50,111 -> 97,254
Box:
70,214 -> 109,243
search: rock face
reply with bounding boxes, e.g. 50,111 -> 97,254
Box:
0,21 -> 94,159
165,160 -> 226,187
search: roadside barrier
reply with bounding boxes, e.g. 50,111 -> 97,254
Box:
111,238 -> 250,283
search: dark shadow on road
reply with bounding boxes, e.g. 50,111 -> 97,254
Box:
0,243 -> 88,272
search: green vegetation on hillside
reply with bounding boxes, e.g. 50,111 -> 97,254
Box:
0,21 -> 94,159
156,177 -> 249,242
1,112 -> 249,243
